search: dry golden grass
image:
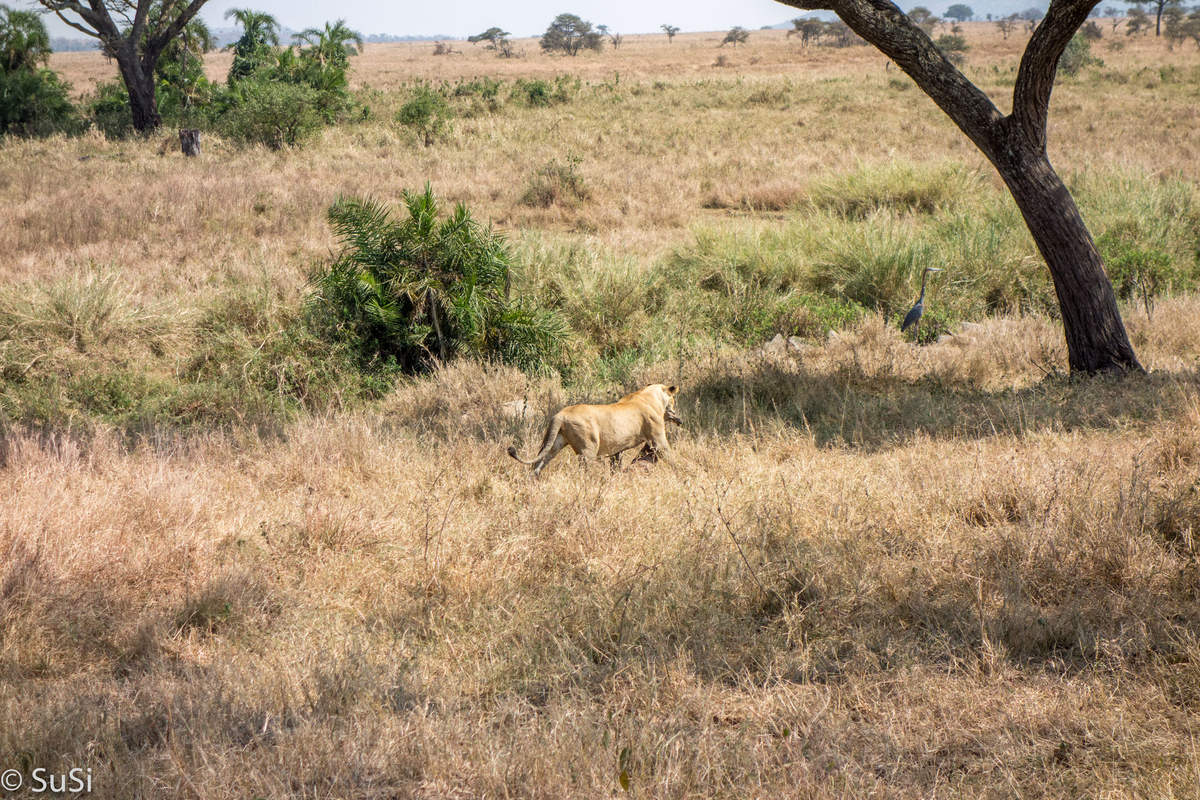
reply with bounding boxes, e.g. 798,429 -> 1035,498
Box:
10,24 -> 1195,297
1,23 -> 1200,799
3,311 -> 1200,796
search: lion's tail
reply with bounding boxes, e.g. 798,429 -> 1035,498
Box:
507,415 -> 562,465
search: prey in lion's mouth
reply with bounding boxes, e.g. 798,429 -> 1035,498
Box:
665,407 -> 683,426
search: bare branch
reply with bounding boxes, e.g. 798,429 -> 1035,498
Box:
37,1 -> 119,39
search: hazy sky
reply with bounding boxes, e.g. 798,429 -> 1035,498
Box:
37,0 -> 797,40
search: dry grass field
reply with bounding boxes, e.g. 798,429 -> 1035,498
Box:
2,21 -> 1200,799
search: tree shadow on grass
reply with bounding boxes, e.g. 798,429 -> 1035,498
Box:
681,352 -> 1199,448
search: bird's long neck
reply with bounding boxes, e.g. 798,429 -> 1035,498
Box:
919,270 -> 930,300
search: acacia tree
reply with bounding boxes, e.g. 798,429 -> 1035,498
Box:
540,14 -> 602,55
1126,0 -> 1175,35
719,26 -> 750,46
468,27 -> 509,46
776,0 -> 1141,372
661,24 -> 680,42
35,0 -> 211,132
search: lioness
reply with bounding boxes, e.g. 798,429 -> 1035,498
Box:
508,384 -> 682,476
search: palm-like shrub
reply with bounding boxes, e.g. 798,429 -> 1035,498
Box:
0,5 -> 51,73
291,19 -> 363,69
224,8 -> 281,83
308,186 -> 570,373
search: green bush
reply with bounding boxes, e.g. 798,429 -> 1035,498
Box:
397,86 -> 452,146
934,33 -> 970,65
0,5 -> 76,137
1059,33 -> 1102,77
451,76 -> 504,100
511,75 -> 579,106
1098,232 -> 1180,314
221,80 -> 323,149
308,186 -> 571,374
0,66 -> 76,136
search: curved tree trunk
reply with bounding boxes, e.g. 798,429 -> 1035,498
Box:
992,138 -> 1141,371
779,0 -> 1142,374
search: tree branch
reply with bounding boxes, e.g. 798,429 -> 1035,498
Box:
779,0 -> 1005,159
37,1 -> 118,40
1011,0 -> 1100,150
143,0 -> 208,67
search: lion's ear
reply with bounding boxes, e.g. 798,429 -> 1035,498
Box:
668,385 -> 678,395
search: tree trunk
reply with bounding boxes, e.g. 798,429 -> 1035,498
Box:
115,51 -> 161,132
778,0 -> 1143,375
994,145 -> 1142,372
179,129 -> 201,156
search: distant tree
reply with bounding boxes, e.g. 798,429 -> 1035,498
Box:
596,25 -> 622,48
224,8 -> 280,83
1127,0 -> 1179,35
719,26 -> 750,46
661,24 -> 680,42
33,0 -> 212,131
397,86 -> 451,146
934,32 -> 970,63
1162,3 -> 1188,44
291,19 -> 363,68
789,16 -> 825,43
495,37 -> 522,58
0,5 -> 51,72
906,6 -> 940,32
1175,8 -> 1200,48
468,27 -> 509,46
1080,19 -> 1103,38
775,0 -> 1143,372
1104,5 -> 1124,31
800,17 -> 826,43
995,14 -> 1018,38
827,19 -> 863,44
945,4 -> 974,21
1125,5 -> 1151,34
540,14 -> 603,55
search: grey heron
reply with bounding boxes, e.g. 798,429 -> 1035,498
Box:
901,267 -> 943,334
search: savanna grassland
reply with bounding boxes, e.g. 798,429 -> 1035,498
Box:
3,22 -> 1200,799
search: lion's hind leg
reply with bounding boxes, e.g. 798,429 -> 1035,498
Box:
531,433 -> 567,476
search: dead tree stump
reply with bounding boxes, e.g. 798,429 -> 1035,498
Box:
179,129 -> 201,157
